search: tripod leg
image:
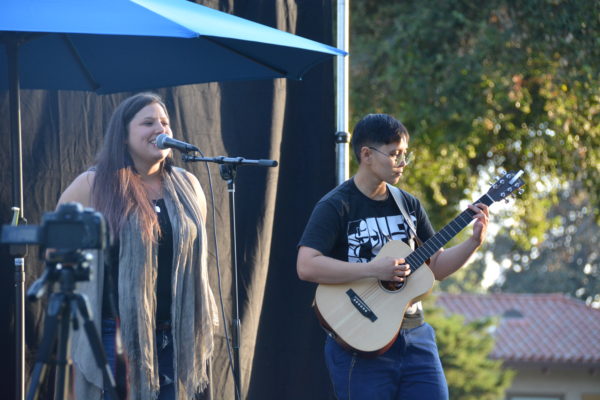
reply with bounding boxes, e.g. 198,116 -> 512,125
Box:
72,293 -> 120,400
53,304 -> 73,400
26,293 -> 65,400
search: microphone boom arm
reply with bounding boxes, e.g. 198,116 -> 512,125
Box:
182,154 -> 278,167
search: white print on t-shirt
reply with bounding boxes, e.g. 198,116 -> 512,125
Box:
346,214 -> 416,263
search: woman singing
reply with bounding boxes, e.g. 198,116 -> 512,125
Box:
58,93 -> 218,400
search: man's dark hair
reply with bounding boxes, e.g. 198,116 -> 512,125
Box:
351,114 -> 410,163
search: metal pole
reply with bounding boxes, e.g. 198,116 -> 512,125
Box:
335,0 -> 350,185
8,41 -> 24,217
14,256 -> 25,400
220,165 -> 242,400
230,179 -> 242,400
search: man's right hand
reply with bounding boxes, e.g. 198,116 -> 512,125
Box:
368,256 -> 411,282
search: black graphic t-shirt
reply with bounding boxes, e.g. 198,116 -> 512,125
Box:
299,178 -> 435,264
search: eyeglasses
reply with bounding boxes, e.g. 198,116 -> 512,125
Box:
368,146 -> 414,167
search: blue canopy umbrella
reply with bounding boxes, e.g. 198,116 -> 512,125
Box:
1,0 -> 345,92
0,1 -> 345,398
1,0 -> 345,211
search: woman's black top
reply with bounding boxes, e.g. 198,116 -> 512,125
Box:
102,198 -> 174,322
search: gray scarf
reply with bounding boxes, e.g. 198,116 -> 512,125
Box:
118,167 -> 218,399
71,168 -> 218,399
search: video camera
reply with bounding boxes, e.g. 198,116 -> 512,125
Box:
1,202 -> 107,255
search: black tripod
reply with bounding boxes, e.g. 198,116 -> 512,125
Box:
26,250 -> 119,400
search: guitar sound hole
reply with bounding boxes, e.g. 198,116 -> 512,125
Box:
380,280 -> 405,292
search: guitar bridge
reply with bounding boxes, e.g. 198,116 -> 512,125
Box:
346,289 -> 377,322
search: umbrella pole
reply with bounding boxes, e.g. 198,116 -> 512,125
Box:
8,39 -> 26,400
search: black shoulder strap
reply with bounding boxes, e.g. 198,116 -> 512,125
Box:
386,184 -> 423,248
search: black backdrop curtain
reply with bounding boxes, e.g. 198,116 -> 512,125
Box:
0,1 -> 338,399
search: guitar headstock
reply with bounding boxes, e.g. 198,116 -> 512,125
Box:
486,170 -> 526,202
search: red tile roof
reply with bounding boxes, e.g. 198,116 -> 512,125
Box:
436,293 -> 600,365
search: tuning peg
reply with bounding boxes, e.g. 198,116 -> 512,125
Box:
505,198 -> 510,203
517,188 -> 525,195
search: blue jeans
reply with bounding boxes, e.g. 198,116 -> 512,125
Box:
324,323 -> 449,400
102,319 -> 175,400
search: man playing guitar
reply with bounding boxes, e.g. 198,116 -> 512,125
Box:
297,114 -> 489,400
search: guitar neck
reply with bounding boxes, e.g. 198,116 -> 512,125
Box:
406,194 -> 494,270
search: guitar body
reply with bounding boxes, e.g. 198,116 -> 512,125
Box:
312,170 -> 526,356
314,240 -> 434,355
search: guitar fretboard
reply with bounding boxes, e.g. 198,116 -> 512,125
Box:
406,194 -> 493,270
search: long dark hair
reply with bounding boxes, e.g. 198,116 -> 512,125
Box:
92,93 -> 173,243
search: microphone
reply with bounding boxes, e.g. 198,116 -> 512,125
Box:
156,134 -> 200,153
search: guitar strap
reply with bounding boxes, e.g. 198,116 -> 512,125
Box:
386,184 -> 423,249
387,184 -> 427,325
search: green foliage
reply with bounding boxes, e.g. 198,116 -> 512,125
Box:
425,296 -> 515,399
350,0 -> 600,248
438,254 -> 489,294
492,185 -> 600,306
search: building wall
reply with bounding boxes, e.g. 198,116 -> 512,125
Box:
506,364 -> 600,400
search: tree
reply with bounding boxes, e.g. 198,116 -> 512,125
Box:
349,0 -> 600,305
425,297 -> 515,399
350,0 -> 600,251
491,185 -> 599,306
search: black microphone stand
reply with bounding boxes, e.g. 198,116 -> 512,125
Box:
182,153 -> 277,400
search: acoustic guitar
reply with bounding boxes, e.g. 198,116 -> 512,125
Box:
314,170 -> 525,355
